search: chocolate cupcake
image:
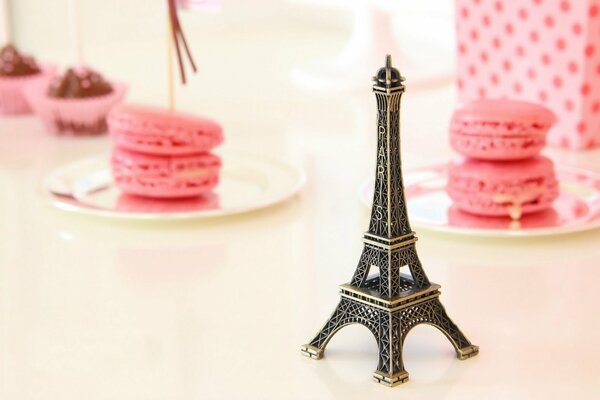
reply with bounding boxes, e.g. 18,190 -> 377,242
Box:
0,44 -> 54,115
24,66 -> 127,135
47,68 -> 113,99
0,44 -> 41,76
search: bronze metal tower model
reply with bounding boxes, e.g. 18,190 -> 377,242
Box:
301,55 -> 479,387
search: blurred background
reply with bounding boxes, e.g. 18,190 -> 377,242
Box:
1,0 -> 460,174
3,0 -> 456,117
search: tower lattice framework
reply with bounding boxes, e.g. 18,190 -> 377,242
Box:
301,55 -> 479,387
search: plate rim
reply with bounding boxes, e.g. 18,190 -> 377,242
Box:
43,152 -> 306,221
359,163 -> 600,238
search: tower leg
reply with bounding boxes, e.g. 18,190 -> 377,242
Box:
430,299 -> 479,359
301,299 -> 347,359
301,297 -> 380,360
398,298 -> 479,361
373,311 -> 408,386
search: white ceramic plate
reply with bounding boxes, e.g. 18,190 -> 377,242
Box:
359,163 -> 600,237
44,153 -> 305,220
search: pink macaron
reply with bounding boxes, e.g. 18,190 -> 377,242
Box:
111,147 -> 221,198
450,99 -> 555,160
447,156 -> 559,219
108,104 -> 223,155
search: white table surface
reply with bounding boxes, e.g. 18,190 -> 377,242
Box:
2,14 -> 600,400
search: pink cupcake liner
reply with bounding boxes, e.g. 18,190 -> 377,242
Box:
24,80 -> 127,135
0,65 -> 55,115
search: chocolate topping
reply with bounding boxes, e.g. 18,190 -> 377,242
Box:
0,44 -> 41,77
47,67 -> 113,98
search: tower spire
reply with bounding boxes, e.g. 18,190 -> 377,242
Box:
385,55 -> 392,84
373,54 -> 404,92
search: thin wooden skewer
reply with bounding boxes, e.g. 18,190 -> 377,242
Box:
1,0 -> 12,43
167,0 -> 196,85
167,12 -> 175,111
68,0 -> 83,65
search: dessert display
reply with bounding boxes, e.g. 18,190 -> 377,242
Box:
450,99 -> 556,161
108,104 -> 223,198
24,66 -> 127,135
447,156 -> 559,220
0,44 -> 54,114
447,99 -> 559,220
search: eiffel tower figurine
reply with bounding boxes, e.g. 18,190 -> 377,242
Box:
301,55 -> 479,387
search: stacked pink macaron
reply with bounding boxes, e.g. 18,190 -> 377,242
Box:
447,99 -> 559,220
107,105 -> 223,198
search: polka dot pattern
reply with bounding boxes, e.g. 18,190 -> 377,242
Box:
457,0 -> 600,149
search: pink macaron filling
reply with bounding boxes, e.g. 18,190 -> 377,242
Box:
112,147 -> 221,198
450,131 -> 546,160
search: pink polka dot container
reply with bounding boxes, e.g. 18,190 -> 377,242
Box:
455,0 -> 600,150
23,67 -> 127,135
